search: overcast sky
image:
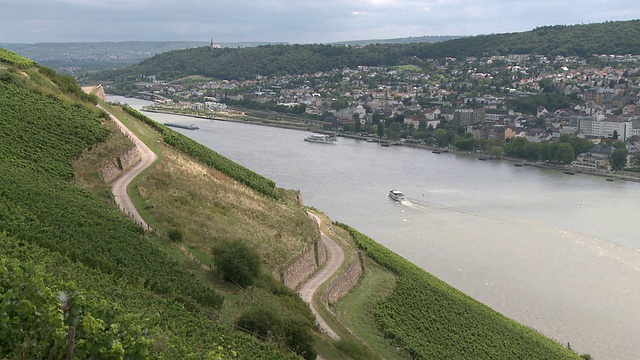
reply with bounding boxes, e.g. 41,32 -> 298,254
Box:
1,0 -> 639,44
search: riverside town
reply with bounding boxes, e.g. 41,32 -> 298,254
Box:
110,50 -> 640,177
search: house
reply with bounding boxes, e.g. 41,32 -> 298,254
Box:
572,143 -> 615,171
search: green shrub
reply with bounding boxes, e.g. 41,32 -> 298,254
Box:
236,307 -> 283,340
335,338 -> 373,360
283,318 -> 316,360
167,228 -> 183,242
213,240 -> 261,287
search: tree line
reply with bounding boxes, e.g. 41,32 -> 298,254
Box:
90,20 -> 640,83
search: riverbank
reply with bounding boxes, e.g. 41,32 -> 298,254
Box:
132,104 -> 640,184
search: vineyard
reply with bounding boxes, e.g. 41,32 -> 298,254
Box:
0,48 -> 36,68
122,106 -> 279,199
0,51 -> 301,359
338,224 -> 583,360
0,233 -> 299,359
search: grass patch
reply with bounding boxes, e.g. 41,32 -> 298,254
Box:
72,118 -> 135,197
334,258 -> 407,360
136,145 -> 317,274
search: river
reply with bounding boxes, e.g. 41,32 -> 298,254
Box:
111,96 -> 640,359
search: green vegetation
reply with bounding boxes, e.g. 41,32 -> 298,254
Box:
236,307 -> 317,360
424,20 -> 640,58
0,234 -> 299,359
507,93 -> 577,115
121,106 -> 279,198
337,223 -> 582,360
0,48 -> 36,68
504,135 -> 595,163
0,57 -> 302,358
334,258 -> 406,360
92,20 -> 640,82
213,240 -> 262,287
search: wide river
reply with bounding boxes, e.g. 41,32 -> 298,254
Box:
112,96 -> 640,359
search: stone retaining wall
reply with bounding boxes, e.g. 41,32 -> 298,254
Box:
101,147 -> 141,183
282,244 -> 318,289
325,252 -> 365,304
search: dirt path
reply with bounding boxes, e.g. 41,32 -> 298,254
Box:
98,104 -> 158,228
298,212 -> 345,340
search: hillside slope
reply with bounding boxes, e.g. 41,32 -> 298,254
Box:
91,20 -> 640,82
0,50 -> 305,359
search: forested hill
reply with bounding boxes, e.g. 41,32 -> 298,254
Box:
93,20 -> 640,82
424,20 -> 640,58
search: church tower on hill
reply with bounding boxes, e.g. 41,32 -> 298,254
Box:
210,38 -> 222,50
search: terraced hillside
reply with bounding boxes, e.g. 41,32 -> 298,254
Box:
0,50 -> 305,359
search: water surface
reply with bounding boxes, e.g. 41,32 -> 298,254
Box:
112,96 -> 640,359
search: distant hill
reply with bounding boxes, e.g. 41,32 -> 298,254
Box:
422,20 -> 640,58
330,35 -> 462,46
0,40 -> 285,73
91,20 -> 640,83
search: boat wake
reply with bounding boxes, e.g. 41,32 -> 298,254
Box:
403,197 -> 640,272
400,200 -> 430,212
399,198 -> 507,223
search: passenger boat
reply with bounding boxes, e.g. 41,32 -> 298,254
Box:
388,189 -> 405,201
164,123 -> 199,130
304,134 -> 336,144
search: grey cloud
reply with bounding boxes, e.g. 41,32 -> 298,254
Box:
0,0 -> 638,43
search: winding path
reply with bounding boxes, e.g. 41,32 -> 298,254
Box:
89,89 -> 345,341
298,213 -> 345,340
98,104 -> 158,228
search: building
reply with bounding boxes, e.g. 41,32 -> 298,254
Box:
453,109 -> 485,127
577,117 -> 632,141
572,143 -> 615,171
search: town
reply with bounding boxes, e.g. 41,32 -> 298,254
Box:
121,51 -> 640,174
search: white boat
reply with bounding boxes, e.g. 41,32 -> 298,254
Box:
304,134 -> 336,144
388,189 -> 405,201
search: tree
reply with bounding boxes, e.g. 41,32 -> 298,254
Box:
386,122 -> 402,140
212,240 -> 261,287
377,123 -> 384,138
489,146 -> 504,158
554,142 -> 575,164
353,113 -> 361,133
612,130 -> 619,140
611,146 -> 629,170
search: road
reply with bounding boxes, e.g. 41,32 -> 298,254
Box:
298,212 -> 345,340
94,94 -> 344,340
98,104 -> 158,228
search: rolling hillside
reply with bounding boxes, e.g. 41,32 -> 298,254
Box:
0,48 -> 591,359
0,50 -> 308,359
91,20 -> 640,82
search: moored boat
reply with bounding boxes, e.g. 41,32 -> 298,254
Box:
164,123 -> 199,130
304,134 -> 336,144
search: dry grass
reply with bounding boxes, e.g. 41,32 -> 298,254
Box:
72,119 -> 135,197
137,144 -> 318,275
